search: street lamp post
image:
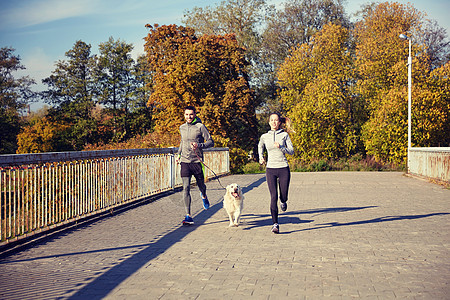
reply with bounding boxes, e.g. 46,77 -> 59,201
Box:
399,33 -> 411,172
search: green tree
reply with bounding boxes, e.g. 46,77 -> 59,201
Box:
278,23 -> 361,161
95,37 -> 135,141
42,40 -> 97,119
126,54 -> 154,137
144,24 -> 259,150
96,37 -> 134,111
0,47 -> 37,153
41,40 -> 97,150
94,41 -> 154,144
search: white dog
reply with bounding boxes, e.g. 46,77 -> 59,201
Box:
223,183 -> 244,227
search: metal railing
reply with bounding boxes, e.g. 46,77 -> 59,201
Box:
0,147 -> 229,245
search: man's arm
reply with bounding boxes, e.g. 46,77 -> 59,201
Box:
199,124 -> 214,149
176,126 -> 183,163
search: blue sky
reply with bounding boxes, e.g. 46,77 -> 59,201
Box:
1,0 -> 449,110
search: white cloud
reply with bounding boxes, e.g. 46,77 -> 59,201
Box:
1,0 -> 101,28
11,47 -> 57,111
15,47 -> 57,91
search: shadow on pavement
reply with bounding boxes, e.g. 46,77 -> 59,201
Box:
310,212 -> 450,230
242,207 -> 449,235
67,176 -> 267,299
242,206 -> 378,231
0,243 -> 155,265
282,212 -> 450,234
240,204 -> 449,235
242,176 -> 266,193
67,201 -> 222,299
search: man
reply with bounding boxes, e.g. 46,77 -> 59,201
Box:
176,105 -> 214,225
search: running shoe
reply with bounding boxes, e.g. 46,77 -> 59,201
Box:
200,193 -> 210,210
271,223 -> 279,234
182,215 -> 194,225
281,202 -> 287,212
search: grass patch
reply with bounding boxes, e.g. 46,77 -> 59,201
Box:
242,161 -> 266,174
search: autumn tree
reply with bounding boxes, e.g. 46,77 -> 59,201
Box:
183,0 -> 273,121
183,0 -> 267,65
262,0 -> 349,68
355,2 -> 449,163
256,0 -> 350,113
278,23 -> 361,161
144,24 -> 258,150
411,61 -> 450,147
16,117 -> 70,153
0,47 -> 37,153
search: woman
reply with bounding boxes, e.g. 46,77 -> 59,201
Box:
258,112 -> 294,233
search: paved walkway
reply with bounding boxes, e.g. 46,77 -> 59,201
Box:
0,172 -> 449,299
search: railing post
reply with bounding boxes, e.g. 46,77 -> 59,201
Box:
169,147 -> 175,190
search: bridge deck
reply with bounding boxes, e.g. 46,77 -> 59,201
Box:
0,172 -> 449,299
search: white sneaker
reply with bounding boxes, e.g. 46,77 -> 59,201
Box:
271,223 -> 279,234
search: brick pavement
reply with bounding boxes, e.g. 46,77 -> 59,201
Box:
0,172 -> 449,299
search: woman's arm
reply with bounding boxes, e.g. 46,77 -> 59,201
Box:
258,135 -> 266,164
280,134 -> 294,155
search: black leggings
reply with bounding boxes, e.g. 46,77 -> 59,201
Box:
266,167 -> 290,224
181,162 -> 207,215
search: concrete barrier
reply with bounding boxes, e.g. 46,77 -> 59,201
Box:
408,147 -> 450,183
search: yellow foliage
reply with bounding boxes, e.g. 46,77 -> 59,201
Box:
278,23 -> 360,160
354,2 -> 423,109
16,118 -> 69,154
356,2 -> 449,163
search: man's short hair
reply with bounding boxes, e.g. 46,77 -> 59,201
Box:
185,105 -> 196,113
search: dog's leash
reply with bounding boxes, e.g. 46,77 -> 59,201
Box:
193,148 -> 226,190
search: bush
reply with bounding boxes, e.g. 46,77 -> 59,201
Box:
242,154 -> 405,174
330,155 -> 404,171
242,161 -> 265,174
229,147 -> 248,174
289,159 -> 331,172
310,160 -> 331,172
